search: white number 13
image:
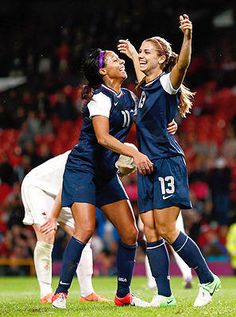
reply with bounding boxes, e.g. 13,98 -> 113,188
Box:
158,176 -> 175,195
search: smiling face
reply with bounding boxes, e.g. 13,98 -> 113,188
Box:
100,51 -> 127,81
138,40 -> 166,77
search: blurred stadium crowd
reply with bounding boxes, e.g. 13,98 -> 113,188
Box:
0,0 -> 236,276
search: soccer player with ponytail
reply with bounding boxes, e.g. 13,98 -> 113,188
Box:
118,14 -> 221,307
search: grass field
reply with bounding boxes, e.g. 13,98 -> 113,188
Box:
0,276 -> 235,317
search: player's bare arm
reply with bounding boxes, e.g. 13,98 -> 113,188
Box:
118,39 -> 145,83
92,115 -> 153,175
170,14 -> 192,89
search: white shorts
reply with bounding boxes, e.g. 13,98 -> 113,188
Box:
21,182 -> 74,229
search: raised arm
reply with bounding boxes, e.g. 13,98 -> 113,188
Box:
170,14 -> 192,89
117,39 -> 145,83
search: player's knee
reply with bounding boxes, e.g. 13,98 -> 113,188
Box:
74,224 -> 95,243
158,224 -> 169,238
144,225 -> 157,241
40,230 -> 55,244
158,225 -> 178,243
120,226 -> 138,245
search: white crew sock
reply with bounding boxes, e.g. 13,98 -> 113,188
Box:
34,241 -> 53,298
76,241 -> 94,297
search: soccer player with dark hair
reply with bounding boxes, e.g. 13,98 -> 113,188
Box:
52,48 -> 153,309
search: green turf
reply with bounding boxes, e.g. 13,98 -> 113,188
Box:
0,276 -> 235,317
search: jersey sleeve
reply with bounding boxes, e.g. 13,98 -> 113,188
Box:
87,92 -> 112,118
160,73 -> 180,95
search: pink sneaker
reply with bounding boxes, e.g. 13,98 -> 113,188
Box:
40,293 -> 53,304
80,292 -> 111,302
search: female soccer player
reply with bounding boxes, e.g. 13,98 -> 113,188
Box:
118,14 -> 221,307
21,151 -> 108,303
52,48 -> 154,309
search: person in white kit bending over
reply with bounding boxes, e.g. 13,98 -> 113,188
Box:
21,150 -> 108,304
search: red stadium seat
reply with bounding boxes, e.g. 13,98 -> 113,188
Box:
0,184 -> 12,203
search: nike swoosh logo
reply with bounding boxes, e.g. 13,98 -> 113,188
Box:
210,284 -> 217,296
163,195 -> 173,200
59,281 -> 70,285
167,299 -> 173,304
114,102 -> 118,106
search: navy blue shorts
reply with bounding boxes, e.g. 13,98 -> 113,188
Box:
62,167 -> 128,208
137,155 -> 192,213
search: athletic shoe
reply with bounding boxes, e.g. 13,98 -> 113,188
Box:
114,293 -> 150,307
80,292 -> 111,302
150,294 -> 176,307
193,274 -> 221,307
52,292 -> 67,309
40,293 -> 53,304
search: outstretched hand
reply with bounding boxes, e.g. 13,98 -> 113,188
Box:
179,14 -> 192,39
117,39 -> 138,60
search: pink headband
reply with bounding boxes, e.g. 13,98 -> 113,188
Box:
150,38 -> 166,56
98,51 -> 105,69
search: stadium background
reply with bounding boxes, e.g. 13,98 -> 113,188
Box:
0,0 -> 236,278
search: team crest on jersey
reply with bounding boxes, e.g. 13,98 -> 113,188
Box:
138,92 -> 146,108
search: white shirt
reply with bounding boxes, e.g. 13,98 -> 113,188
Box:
160,73 -> 180,95
22,151 -> 70,196
87,93 -> 111,118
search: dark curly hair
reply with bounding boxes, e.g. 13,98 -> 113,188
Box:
81,48 -> 105,102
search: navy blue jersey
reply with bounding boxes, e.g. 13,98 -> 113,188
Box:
136,73 -> 184,160
66,85 -> 137,180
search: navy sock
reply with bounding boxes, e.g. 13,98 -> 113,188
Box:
171,231 -> 213,284
146,239 -> 171,297
116,240 -> 136,298
56,236 -> 85,294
